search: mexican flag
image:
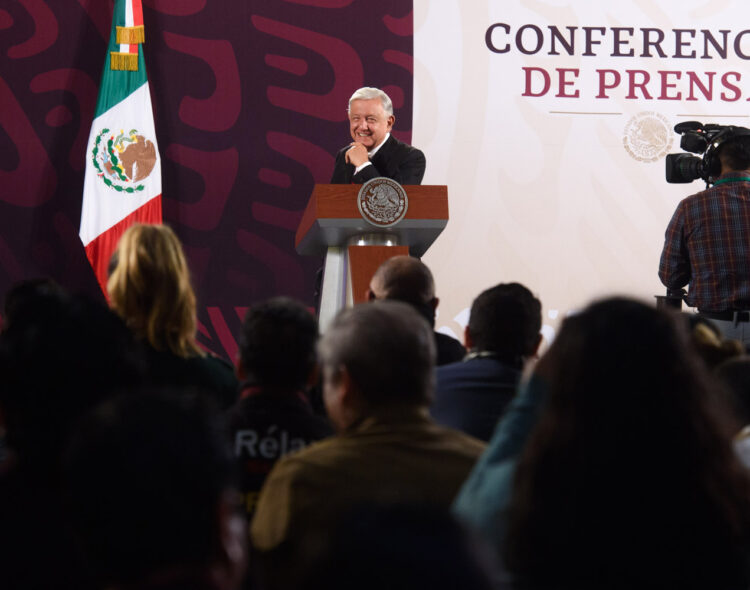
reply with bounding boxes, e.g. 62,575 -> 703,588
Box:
79,0 -> 161,293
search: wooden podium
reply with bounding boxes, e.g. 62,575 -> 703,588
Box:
296,184 -> 449,332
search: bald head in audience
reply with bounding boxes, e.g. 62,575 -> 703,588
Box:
367,255 -> 437,310
367,256 -> 466,365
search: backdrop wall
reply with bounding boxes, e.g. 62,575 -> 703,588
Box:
414,0 -> 749,344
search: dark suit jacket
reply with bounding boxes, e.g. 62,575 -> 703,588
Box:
434,332 -> 466,366
330,134 -> 426,185
431,356 -> 522,442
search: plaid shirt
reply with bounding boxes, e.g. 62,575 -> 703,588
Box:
659,172 -> 750,311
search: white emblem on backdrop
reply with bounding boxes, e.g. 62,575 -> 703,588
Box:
623,112 -> 673,163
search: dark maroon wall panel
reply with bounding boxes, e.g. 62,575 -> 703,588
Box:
0,0 -> 414,358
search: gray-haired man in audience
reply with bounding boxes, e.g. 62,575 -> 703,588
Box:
250,301 -> 485,586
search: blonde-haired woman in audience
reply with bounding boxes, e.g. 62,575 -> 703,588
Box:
108,223 -> 237,406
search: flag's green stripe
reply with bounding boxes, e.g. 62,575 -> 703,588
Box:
94,0 -> 148,118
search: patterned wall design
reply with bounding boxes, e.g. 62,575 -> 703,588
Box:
0,0 -> 414,359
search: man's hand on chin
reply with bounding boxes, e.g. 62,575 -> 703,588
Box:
345,142 -> 369,167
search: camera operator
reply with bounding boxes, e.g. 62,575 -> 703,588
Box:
659,130 -> 750,346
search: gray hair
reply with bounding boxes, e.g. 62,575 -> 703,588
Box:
318,300 -> 436,407
348,87 -> 394,116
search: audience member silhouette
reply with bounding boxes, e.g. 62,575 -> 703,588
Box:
250,301 -> 485,588
715,356 -> 750,467
684,314 -> 744,369
1,277 -> 65,333
107,223 -> 238,406
294,503 -> 495,590
0,287 -> 146,590
458,298 -> 750,589
225,297 -> 333,521
432,283 -> 542,441
0,277 -> 66,467
64,391 -> 246,590
367,255 -> 466,365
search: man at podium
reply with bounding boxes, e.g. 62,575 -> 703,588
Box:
330,87 -> 426,185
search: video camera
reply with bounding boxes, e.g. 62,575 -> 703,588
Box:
666,122 -> 750,185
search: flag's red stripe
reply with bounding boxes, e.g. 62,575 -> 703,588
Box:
130,1 -> 143,54
85,195 -> 162,295
132,0 -> 144,26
